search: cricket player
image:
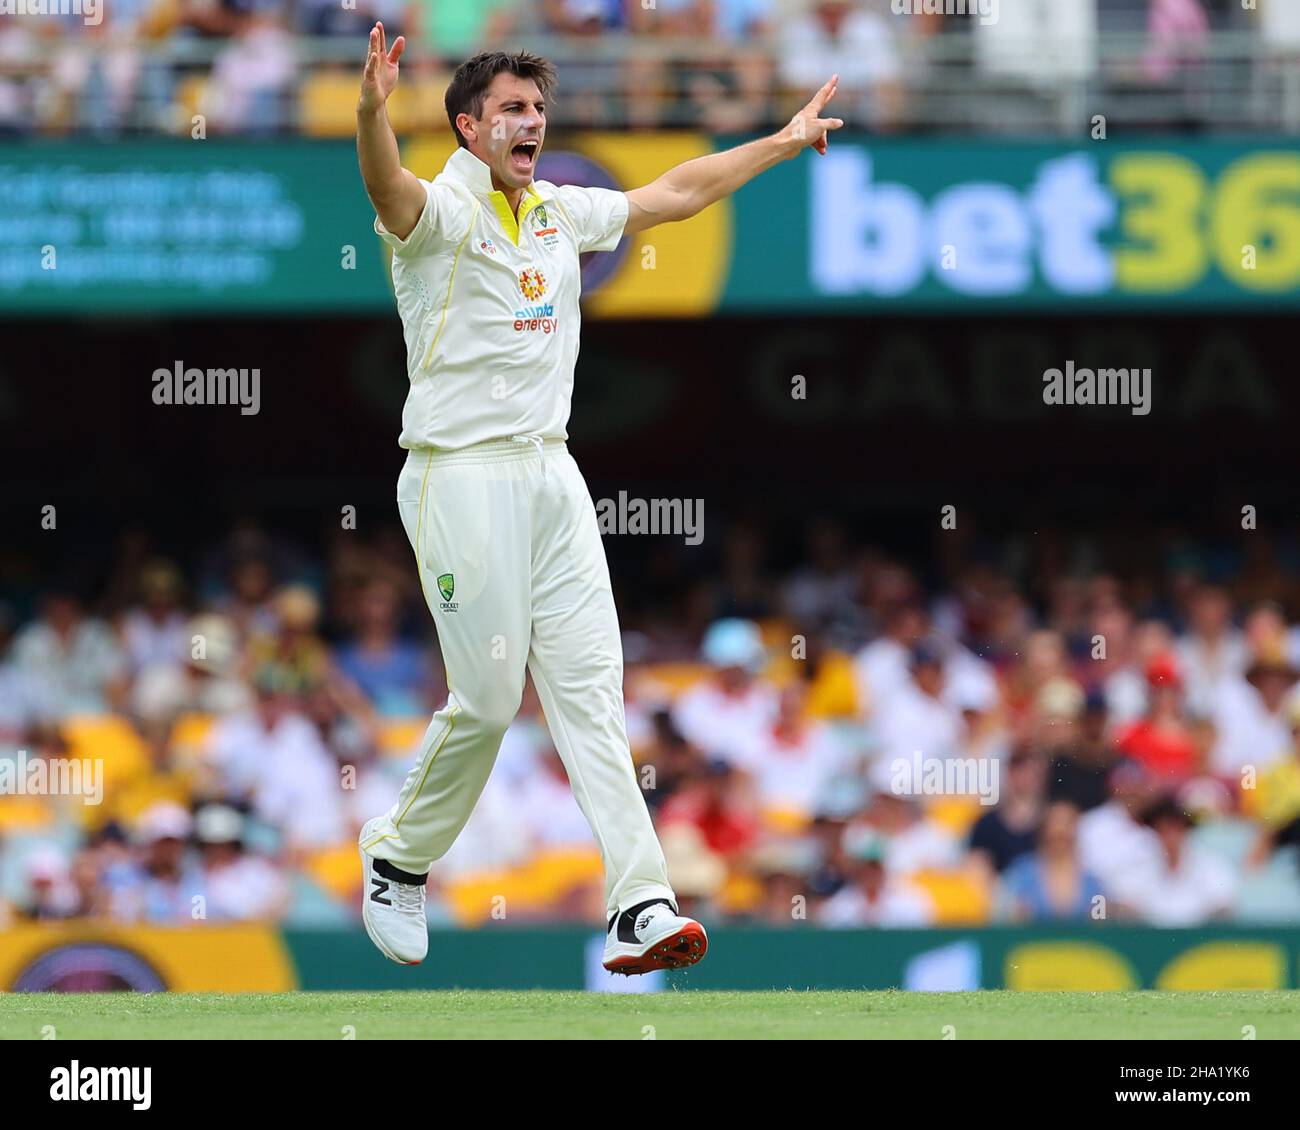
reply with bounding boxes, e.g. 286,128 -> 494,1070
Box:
355,23 -> 842,973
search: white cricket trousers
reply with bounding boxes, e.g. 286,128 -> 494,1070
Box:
362,436 -> 675,919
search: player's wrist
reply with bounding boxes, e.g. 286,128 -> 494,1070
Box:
771,128 -> 803,161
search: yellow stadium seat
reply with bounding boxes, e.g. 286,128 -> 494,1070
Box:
641,662 -> 711,696
300,71 -> 366,138
924,795 -> 984,838
443,848 -> 602,924
909,868 -> 991,925
304,841 -> 366,901
0,795 -> 55,831
379,718 -> 428,758
62,715 -> 150,780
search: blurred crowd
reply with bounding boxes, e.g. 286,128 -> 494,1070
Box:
0,0 -> 1295,136
4,515 -> 1300,931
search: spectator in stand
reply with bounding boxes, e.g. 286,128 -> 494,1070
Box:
872,642 -> 964,765
1176,583 -> 1246,710
849,762 -> 962,876
658,757 -> 761,858
514,748 -> 602,849
204,662 -> 345,850
816,832 -> 934,927
746,680 -> 851,820
336,578 -> 435,717
246,585 -> 333,692
132,612 -> 251,724
637,708 -> 705,815
1247,697 -> 1300,870
301,0 -> 409,40
1077,759 -> 1162,896
406,0 -> 516,61
216,554 -> 279,641
672,618 -> 777,768
853,602 -> 928,716
1094,611 -> 1172,726
628,0 -> 775,132
16,846 -> 81,920
784,518 -> 861,638
1048,688 -> 1116,811
777,0 -> 902,132
968,745 -> 1047,879
1111,794 -> 1236,924
1113,652 -> 1202,782
999,801 -> 1104,922
108,803 -> 206,923
542,0 -> 626,127
120,559 -> 189,674
1142,0 -> 1210,83
11,587 -> 127,720
206,9 -> 296,135
1210,651 -> 1298,776
195,803 -> 287,920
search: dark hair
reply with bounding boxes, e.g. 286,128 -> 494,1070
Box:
445,51 -> 557,149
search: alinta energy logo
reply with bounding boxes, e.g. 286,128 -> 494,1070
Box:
514,267 -> 557,334
519,268 -> 547,301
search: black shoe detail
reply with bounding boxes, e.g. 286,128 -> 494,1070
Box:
369,877 -> 392,906
373,858 -> 428,886
612,898 -> 677,944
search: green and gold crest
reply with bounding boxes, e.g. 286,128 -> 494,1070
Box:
437,573 -> 455,602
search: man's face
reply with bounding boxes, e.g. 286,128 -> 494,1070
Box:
462,73 -> 546,192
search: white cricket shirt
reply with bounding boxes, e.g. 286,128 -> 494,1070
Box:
375,146 -> 629,451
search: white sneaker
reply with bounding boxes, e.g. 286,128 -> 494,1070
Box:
359,819 -> 428,965
602,899 -> 708,975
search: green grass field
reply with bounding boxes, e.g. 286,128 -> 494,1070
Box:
1,990 -> 1297,1039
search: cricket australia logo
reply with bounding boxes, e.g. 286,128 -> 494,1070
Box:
518,268 -> 547,301
530,204 -> 560,251
436,573 -> 458,612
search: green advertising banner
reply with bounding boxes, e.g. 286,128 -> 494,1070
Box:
1,923 -> 1297,992
0,141 -> 392,313
2,137 -> 1298,314
725,138 -> 1300,312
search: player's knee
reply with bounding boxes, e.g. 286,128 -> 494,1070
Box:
468,693 -> 522,737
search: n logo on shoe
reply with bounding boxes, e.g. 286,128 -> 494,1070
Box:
370,877 -> 392,906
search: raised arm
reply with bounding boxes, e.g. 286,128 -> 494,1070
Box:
623,75 -> 844,236
356,22 -> 427,242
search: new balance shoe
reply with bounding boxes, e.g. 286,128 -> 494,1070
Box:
602,899 -> 708,975
359,818 -> 428,965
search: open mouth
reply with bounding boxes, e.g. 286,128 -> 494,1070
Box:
509,139 -> 539,174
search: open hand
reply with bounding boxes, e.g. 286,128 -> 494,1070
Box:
786,75 -> 844,156
359,22 -> 405,115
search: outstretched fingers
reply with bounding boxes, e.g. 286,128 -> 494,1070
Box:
810,74 -> 840,114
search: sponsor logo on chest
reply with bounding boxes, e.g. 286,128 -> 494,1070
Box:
529,203 -> 561,252
514,268 -> 559,335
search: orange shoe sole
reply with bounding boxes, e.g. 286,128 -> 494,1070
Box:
603,922 -> 709,976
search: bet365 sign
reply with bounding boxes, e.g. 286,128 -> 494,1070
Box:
727,140 -> 1300,311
